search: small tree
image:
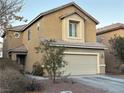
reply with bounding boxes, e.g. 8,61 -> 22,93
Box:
109,35 -> 124,73
35,39 -> 67,83
109,35 -> 124,63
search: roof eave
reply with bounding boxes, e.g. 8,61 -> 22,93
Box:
22,2 -> 99,31
50,44 -> 106,50
72,2 -> 99,24
97,26 -> 124,35
60,11 -> 87,21
8,50 -> 27,53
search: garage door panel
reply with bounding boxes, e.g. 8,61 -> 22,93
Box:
64,54 -> 97,75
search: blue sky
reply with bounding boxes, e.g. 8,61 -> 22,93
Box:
14,0 -> 124,28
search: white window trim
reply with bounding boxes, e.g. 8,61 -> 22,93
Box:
61,14 -> 85,43
68,19 -> 79,39
14,32 -> 20,38
67,18 -> 84,41
69,22 -> 77,37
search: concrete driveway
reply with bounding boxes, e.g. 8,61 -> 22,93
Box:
71,75 -> 124,93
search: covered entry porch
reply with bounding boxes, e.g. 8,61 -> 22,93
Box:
8,45 -> 27,70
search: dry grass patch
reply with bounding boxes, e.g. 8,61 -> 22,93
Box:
26,79 -> 107,93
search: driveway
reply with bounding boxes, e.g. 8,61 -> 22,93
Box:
71,75 -> 124,93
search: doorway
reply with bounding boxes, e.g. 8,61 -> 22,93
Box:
17,55 -> 26,70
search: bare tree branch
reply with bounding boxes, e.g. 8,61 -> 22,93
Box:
0,0 -> 24,36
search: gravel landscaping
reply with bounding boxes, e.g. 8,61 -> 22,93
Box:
26,79 -> 107,93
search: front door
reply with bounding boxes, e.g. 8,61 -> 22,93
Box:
17,55 -> 26,70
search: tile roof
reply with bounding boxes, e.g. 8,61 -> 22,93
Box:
40,38 -> 106,50
7,24 -> 27,32
2,24 -> 26,38
8,45 -> 27,53
6,2 -> 99,32
97,23 -> 124,35
22,2 -> 99,31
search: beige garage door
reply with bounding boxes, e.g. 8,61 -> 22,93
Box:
64,54 -> 98,75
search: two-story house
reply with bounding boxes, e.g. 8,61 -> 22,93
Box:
3,2 -> 105,75
97,23 -> 124,73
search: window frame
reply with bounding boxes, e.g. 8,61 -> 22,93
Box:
28,29 -> 31,40
14,32 -> 20,38
37,22 -> 40,31
68,20 -> 78,38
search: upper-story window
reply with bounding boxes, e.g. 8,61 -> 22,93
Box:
69,21 -> 78,37
62,14 -> 85,43
14,32 -> 20,38
37,22 -> 40,31
28,30 -> 31,40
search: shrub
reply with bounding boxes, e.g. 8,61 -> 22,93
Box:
109,35 -> 124,72
32,62 -> 44,76
26,79 -> 41,91
119,64 -> 124,73
109,35 -> 124,63
0,61 -> 21,71
35,39 -> 67,83
0,62 -> 27,93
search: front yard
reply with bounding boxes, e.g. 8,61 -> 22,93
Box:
26,79 -> 107,93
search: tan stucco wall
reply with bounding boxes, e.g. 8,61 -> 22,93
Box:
22,27 -> 41,72
22,5 -> 98,72
3,31 -> 23,58
85,20 -> 96,42
11,53 -> 17,61
3,5 -> 100,74
23,44 -> 105,74
23,5 -> 97,43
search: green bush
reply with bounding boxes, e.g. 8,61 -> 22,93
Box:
109,35 -> 124,63
35,39 -> 67,83
32,62 -> 44,76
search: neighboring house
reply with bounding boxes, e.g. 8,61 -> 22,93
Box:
97,23 -> 124,73
3,2 -> 105,75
